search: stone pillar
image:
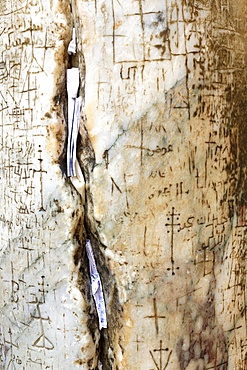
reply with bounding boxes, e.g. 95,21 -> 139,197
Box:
0,0 -> 246,369
0,1 -> 97,368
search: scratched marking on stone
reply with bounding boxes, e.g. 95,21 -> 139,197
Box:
33,146 -> 47,212
31,299 -> 54,350
112,0 -> 170,63
4,328 -> 19,370
0,0 -> 93,368
135,335 -> 144,351
77,0 -> 247,367
144,299 -> 166,335
165,207 -> 180,275
149,341 -> 172,370
1,0 -> 247,368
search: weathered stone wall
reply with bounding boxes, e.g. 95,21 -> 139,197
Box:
0,0 -> 246,369
0,0 -> 98,368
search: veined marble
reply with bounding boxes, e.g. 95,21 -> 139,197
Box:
0,0 -> 246,369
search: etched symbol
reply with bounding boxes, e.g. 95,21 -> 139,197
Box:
149,340 -> 172,370
10,262 -> 19,303
112,0 -> 170,63
143,225 -> 147,256
145,298 -> 166,335
33,146 -> 47,211
165,207 -> 180,275
31,299 -> 54,350
135,335 -> 144,351
5,328 -> 19,370
38,275 -> 49,304
27,349 -> 43,368
111,177 -> 122,195
10,106 -> 24,126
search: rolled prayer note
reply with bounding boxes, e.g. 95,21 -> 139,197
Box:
86,239 -> 107,330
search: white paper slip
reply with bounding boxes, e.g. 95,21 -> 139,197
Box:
68,27 -> 76,55
66,68 -> 80,177
67,96 -> 81,177
86,239 -> 107,330
70,159 -> 85,201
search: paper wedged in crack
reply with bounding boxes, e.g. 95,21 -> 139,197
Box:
0,1 -> 97,369
74,0 -> 247,368
0,0 -> 246,369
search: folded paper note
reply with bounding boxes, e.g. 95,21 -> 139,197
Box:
86,239 -> 107,330
66,68 -> 80,178
66,31 -> 85,198
70,159 -> 85,201
68,28 -> 76,55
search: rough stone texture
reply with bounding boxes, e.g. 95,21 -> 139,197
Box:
0,0 -> 246,369
0,0 -> 98,368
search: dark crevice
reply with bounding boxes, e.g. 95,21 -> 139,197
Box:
73,102 -> 124,366
59,10 -> 124,366
84,232 -> 123,370
58,74 -> 69,176
56,8 -> 103,367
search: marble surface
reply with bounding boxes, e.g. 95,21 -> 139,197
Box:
0,0 -> 246,369
0,0 -> 97,368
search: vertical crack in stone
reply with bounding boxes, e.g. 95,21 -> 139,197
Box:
52,2 -> 124,368
47,2 -> 102,368
2,0 -> 246,368
76,74 -> 124,370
